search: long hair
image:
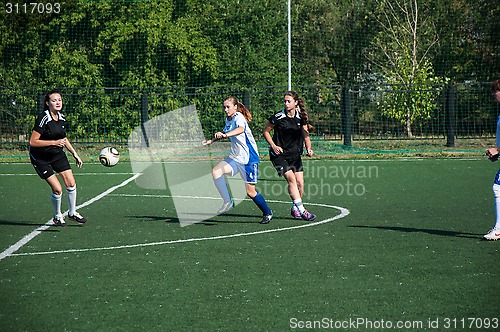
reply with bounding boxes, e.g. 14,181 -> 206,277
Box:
225,96 -> 252,122
43,88 -> 62,112
285,91 -> 314,132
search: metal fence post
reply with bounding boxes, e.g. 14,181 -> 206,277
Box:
445,84 -> 455,147
141,91 -> 150,147
242,89 -> 250,110
341,86 -> 352,147
38,91 -> 45,112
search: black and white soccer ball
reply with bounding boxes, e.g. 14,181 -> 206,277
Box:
99,147 -> 120,167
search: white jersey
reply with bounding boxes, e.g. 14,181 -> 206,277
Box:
223,112 -> 260,165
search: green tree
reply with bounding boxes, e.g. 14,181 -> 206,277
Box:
293,0 -> 376,86
431,0 -> 500,82
1,0 -> 220,90
196,0 -> 289,88
367,0 -> 446,137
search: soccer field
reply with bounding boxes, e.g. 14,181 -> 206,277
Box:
0,159 -> 498,331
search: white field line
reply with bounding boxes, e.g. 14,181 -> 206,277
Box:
0,173 -> 142,261
7,195 -> 350,257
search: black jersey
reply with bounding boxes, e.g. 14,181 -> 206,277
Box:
268,110 -> 306,158
30,110 -> 67,154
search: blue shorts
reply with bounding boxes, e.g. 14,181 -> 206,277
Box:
494,169 -> 500,185
224,158 -> 258,184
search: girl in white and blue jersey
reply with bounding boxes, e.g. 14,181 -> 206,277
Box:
484,79 -> 500,240
203,96 -> 273,224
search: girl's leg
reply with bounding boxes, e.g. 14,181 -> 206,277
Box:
283,170 -> 301,200
492,183 -> 500,229
59,169 -> 77,216
212,161 -> 235,213
59,169 -> 87,223
246,183 -> 272,216
284,170 -> 303,219
295,171 -> 304,198
212,161 -> 233,203
290,171 -> 304,218
46,174 -> 63,218
284,171 -> 315,221
484,182 -> 500,240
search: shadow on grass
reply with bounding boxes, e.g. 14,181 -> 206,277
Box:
130,215 -> 180,223
130,212 -> 280,225
350,225 -> 482,239
0,219 -> 61,231
0,219 -> 45,227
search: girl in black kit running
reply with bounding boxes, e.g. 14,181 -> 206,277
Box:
29,89 -> 87,227
263,91 -> 316,221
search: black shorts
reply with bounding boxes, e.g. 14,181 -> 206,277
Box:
270,154 -> 303,177
30,149 -> 71,180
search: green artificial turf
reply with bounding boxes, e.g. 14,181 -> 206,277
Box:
0,159 -> 498,331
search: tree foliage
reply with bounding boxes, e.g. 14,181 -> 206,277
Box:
293,0 -> 377,86
1,0 -> 498,90
367,0 -> 448,136
0,0 -> 499,142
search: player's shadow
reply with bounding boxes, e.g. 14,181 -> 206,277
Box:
0,219 -> 44,227
0,219 -> 61,231
198,212 -> 268,225
130,213 -> 266,225
350,225 -> 482,239
131,215 -> 180,223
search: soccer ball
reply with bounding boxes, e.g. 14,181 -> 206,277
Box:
99,147 -> 120,167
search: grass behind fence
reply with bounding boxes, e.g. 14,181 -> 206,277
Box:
0,137 -> 495,164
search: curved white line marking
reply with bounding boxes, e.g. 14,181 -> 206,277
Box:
9,196 -> 349,257
0,173 -> 142,261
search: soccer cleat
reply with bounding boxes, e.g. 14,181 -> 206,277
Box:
217,200 -> 234,214
52,215 -> 66,227
300,209 -> 316,221
483,228 -> 500,241
68,212 -> 87,224
291,207 -> 302,220
259,213 -> 273,224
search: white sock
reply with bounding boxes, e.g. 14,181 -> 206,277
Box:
493,184 -> 500,229
293,199 -> 305,213
213,177 -> 232,203
67,186 -> 77,216
51,192 -> 62,217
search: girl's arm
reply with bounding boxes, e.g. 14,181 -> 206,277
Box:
263,122 -> 282,155
215,126 -> 244,139
202,126 -> 244,145
302,125 -> 313,157
64,138 -> 83,168
29,130 -> 66,148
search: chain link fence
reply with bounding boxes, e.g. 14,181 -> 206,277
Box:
1,83 -> 498,150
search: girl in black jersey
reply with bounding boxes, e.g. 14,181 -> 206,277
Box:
263,91 -> 316,221
29,89 -> 86,227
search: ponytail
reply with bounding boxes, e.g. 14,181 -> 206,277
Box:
236,101 -> 252,122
